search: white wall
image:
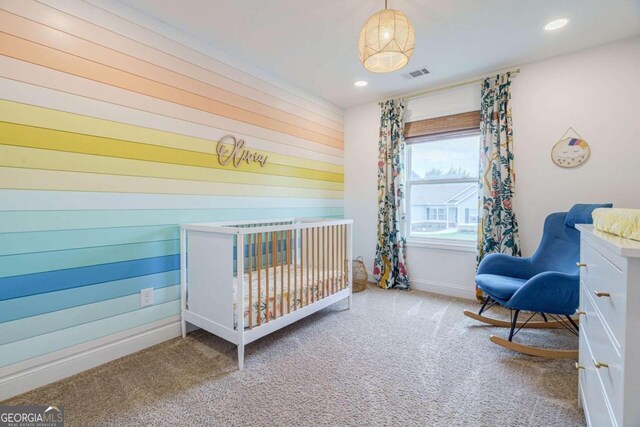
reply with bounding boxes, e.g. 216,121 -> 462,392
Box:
512,36 -> 640,255
344,36 -> 640,299
344,101 -> 380,282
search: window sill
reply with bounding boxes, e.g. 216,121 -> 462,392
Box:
406,239 -> 476,253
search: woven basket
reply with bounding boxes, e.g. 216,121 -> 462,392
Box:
352,256 -> 369,293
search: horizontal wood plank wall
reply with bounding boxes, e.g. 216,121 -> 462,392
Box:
0,0 -> 344,373
405,110 -> 481,139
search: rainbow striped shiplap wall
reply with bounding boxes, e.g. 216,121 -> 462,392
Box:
0,0 -> 343,396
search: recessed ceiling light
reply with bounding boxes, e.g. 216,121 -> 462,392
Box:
354,80 -> 368,87
544,18 -> 569,31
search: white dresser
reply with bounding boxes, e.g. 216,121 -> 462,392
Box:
576,225 -> 640,427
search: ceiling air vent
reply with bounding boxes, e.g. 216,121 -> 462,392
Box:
403,67 -> 430,79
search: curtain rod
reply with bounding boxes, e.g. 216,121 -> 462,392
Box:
382,67 -> 521,103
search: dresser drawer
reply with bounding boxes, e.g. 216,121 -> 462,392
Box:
577,224 -> 639,427
580,286 -> 623,424
579,328 -> 616,427
580,239 -> 626,347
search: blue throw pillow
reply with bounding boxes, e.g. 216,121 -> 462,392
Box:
565,203 -> 614,227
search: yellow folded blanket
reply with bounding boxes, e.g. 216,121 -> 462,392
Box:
592,208 -> 640,241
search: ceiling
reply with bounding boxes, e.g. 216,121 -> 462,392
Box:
120,0 -> 640,108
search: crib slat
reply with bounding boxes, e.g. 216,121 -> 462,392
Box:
318,226 -> 322,301
343,224 -> 347,289
336,225 -> 340,292
272,231 -> 277,320
305,228 -> 309,306
322,227 -> 329,298
333,225 -> 340,292
313,227 -> 323,301
312,227 -> 316,304
336,224 -> 340,291
280,231 -> 284,318
339,226 -> 342,291
327,226 -> 333,295
308,227 -> 312,304
318,226 -> 322,300
340,224 -> 344,290
322,226 -> 326,299
328,226 -> 331,297
248,233 -> 253,330
287,229 -> 291,314
257,232 -> 262,326
337,225 -> 341,291
319,226 -> 322,299
329,226 -> 333,295
327,226 -> 331,296
328,225 -> 332,295
292,229 -> 297,311
326,226 -> 330,296
332,225 -> 336,294
265,231 -> 270,323
328,226 -> 331,295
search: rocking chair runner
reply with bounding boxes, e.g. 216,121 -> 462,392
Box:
464,212 -> 581,358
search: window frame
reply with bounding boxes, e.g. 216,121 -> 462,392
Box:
405,129 -> 481,251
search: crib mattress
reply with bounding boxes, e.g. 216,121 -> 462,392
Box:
234,266 -> 344,328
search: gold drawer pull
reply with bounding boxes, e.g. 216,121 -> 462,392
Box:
575,363 -> 585,370
594,291 -> 611,298
576,262 -> 587,267
575,310 -> 586,316
594,361 -> 609,369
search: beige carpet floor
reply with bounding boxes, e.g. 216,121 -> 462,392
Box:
3,286 -> 585,426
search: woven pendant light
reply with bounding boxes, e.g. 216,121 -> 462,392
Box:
358,0 -> 415,73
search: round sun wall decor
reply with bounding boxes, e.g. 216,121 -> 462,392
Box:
551,128 -> 591,168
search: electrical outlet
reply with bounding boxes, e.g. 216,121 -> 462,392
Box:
140,288 -> 154,307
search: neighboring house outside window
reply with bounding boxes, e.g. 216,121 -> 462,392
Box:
464,208 -> 479,225
406,129 -> 480,245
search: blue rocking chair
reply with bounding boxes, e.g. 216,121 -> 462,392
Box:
464,211 -> 583,359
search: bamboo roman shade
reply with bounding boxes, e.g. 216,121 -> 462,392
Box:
405,110 -> 481,141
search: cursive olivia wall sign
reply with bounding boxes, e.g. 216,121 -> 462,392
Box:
216,135 -> 268,168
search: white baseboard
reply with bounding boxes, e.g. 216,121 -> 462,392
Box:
410,278 -> 476,300
367,274 -> 475,301
0,319 -> 181,401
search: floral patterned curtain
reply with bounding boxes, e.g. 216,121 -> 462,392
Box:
477,74 -> 521,297
373,99 -> 409,290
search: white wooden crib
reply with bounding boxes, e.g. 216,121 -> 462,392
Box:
180,218 -> 353,369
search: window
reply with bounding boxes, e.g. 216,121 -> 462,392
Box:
425,206 -> 445,221
407,131 -> 480,244
464,208 -> 479,225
